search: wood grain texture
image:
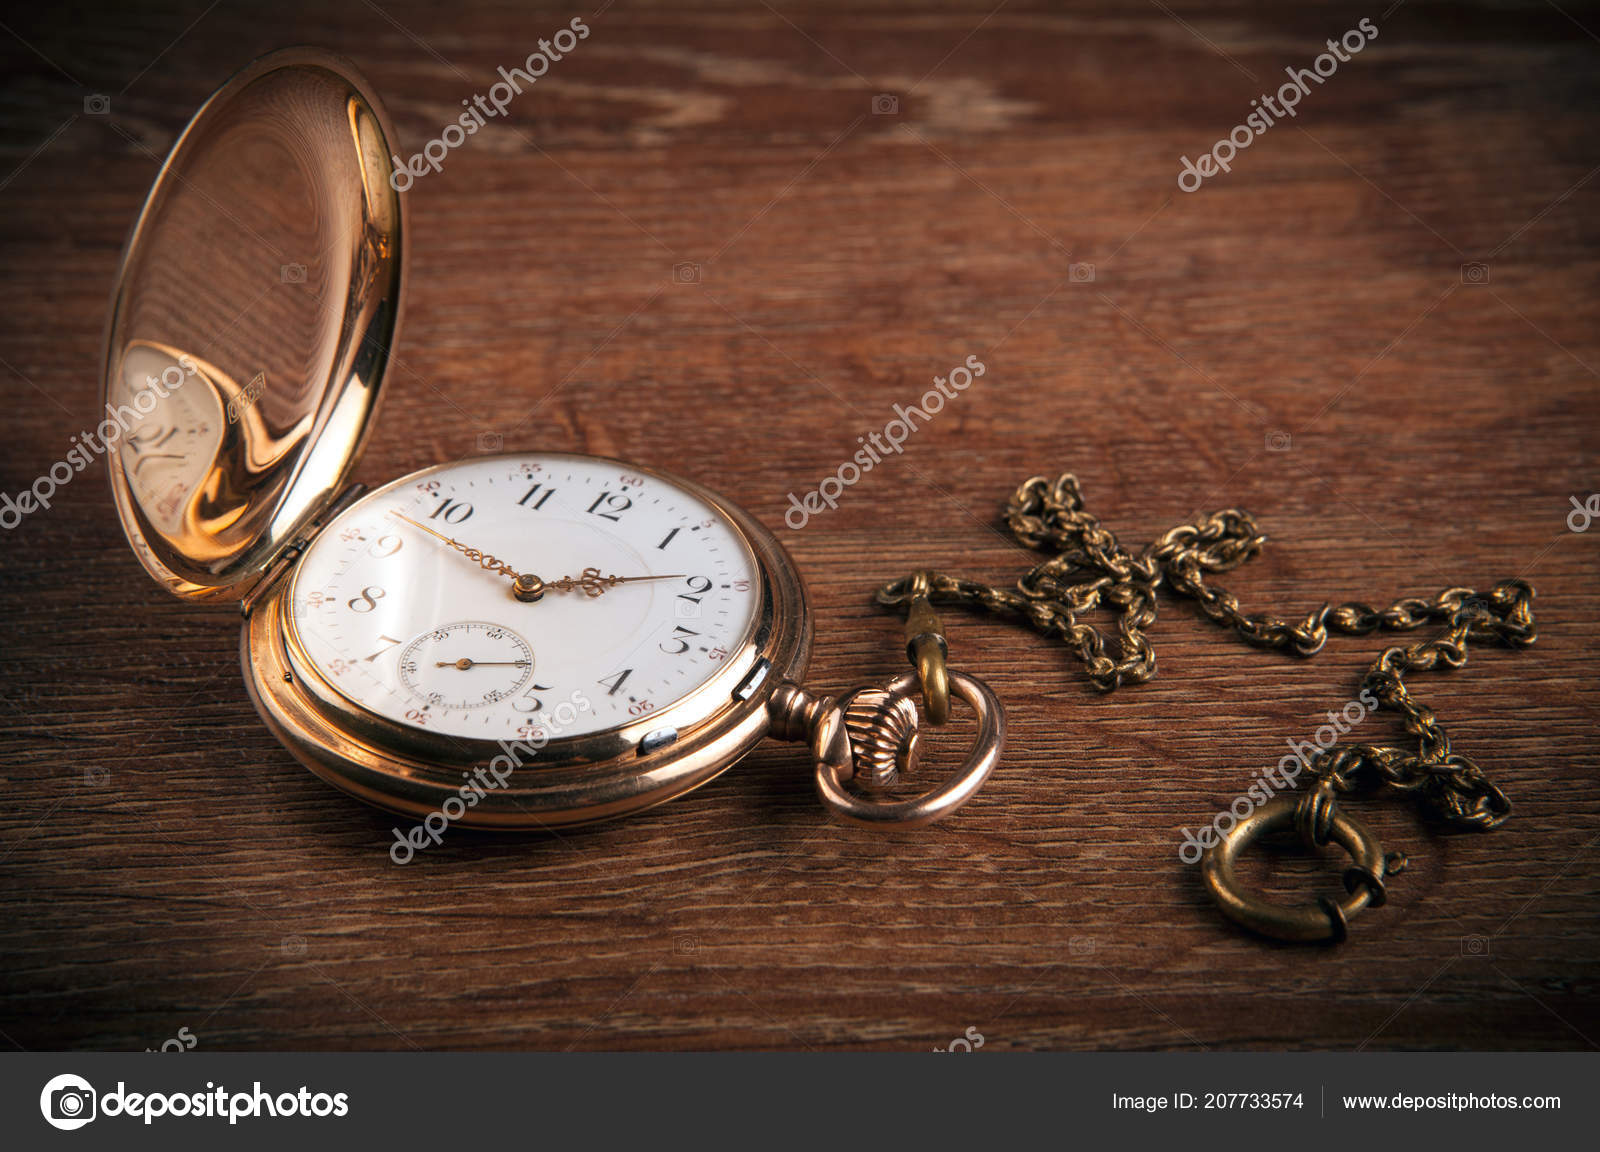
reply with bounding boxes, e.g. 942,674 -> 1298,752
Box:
2,0 -> 1598,1051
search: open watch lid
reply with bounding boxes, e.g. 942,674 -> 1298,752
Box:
102,48 -> 405,601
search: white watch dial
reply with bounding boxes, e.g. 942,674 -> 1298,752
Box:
285,454 -> 760,741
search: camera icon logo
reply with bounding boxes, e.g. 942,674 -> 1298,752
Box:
476,431 -> 503,454
872,93 -> 899,115
40,1073 -> 97,1130
1265,430 -> 1293,452
672,262 -> 700,284
1461,934 -> 1491,956
84,94 -> 110,115
1460,262 -> 1490,285
1068,262 -> 1095,283
281,263 -> 307,284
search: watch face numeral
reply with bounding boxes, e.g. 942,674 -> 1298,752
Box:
660,625 -> 698,654
519,483 -> 556,510
128,424 -> 179,452
511,682 -> 555,713
363,634 -> 402,662
677,575 -> 712,606
132,452 -> 185,476
287,454 -> 760,741
586,490 -> 632,521
347,586 -> 386,612
429,498 -> 473,523
127,424 -> 186,476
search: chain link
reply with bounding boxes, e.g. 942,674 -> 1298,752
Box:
877,473 -> 1536,832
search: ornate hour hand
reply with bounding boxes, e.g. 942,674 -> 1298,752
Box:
535,567 -> 686,599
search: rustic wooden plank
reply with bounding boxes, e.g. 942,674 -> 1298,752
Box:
1,1 -> 1597,1050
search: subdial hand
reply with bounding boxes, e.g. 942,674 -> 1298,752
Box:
434,658 -> 533,670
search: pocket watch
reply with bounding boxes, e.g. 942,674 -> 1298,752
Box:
103,48 -> 1004,831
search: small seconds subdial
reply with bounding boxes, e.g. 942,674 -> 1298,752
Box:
399,622 -> 535,710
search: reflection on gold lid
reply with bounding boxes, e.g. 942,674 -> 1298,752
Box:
102,49 -> 405,601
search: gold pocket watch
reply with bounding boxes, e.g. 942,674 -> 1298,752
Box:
105,49 -> 1004,831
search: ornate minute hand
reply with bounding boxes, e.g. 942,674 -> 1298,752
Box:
388,510 -> 525,583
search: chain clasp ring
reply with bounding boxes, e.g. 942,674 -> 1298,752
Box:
1200,794 -> 1405,943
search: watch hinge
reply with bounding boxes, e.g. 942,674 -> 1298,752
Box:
240,481 -> 368,619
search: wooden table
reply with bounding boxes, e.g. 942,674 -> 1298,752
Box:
2,0 -> 1597,1051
